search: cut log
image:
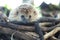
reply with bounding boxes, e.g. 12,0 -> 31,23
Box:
39,17 -> 60,23
0,22 -> 59,32
0,26 -> 37,40
0,22 -> 35,32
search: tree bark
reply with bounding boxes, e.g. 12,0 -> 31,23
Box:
0,26 -> 36,40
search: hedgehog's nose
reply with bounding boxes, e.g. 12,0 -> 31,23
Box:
29,15 -> 31,18
21,15 -> 24,18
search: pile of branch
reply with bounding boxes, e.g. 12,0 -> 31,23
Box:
0,17 -> 60,40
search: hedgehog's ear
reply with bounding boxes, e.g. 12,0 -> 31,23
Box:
16,11 -> 19,15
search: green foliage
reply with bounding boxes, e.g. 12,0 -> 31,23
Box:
4,4 -> 8,14
36,7 -> 41,10
40,2 -> 60,11
49,4 -> 60,11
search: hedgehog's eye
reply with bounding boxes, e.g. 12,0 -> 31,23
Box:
21,15 -> 24,18
34,11 -> 36,15
16,11 -> 19,15
34,11 -> 36,13
29,15 -> 31,18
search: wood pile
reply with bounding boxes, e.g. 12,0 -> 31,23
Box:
0,17 -> 60,40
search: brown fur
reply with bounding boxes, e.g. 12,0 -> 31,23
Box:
8,4 -> 41,22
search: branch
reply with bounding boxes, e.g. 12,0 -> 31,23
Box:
0,22 -> 35,32
0,26 -> 36,40
44,27 -> 60,40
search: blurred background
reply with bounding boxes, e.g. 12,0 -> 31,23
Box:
0,0 -> 60,9
0,0 -> 60,18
